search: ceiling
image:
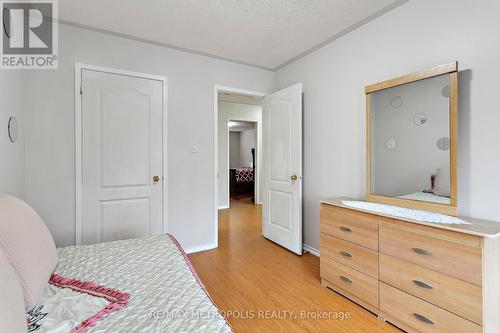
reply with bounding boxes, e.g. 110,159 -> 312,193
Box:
229,121 -> 255,132
59,0 -> 406,70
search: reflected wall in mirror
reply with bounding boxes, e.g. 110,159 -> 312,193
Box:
371,75 -> 450,202
366,62 -> 458,216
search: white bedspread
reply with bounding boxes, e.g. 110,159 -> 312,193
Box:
35,235 -> 232,333
398,192 -> 451,205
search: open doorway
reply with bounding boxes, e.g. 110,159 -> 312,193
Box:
213,84 -> 303,255
216,89 -> 263,209
228,121 -> 257,204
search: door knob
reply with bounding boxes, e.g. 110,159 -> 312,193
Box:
290,175 -> 298,182
153,176 -> 160,183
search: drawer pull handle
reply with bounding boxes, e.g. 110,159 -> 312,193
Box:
340,251 -> 353,258
339,226 -> 352,233
413,248 -> 432,256
340,276 -> 352,284
413,313 -> 434,325
413,280 -> 433,289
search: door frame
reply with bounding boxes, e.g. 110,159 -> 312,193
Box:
74,63 -> 168,245
213,85 -> 266,247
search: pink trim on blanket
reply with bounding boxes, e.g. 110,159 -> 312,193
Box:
167,234 -> 233,331
49,274 -> 130,333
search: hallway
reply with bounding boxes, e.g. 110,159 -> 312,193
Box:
188,200 -> 400,332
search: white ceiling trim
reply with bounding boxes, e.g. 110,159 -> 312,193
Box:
57,0 -> 408,72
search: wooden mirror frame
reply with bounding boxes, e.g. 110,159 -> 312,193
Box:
365,62 -> 458,216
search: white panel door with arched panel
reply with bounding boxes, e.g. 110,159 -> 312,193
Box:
262,83 -> 302,255
80,68 -> 164,245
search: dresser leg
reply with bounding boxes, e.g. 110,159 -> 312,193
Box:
377,314 -> 386,322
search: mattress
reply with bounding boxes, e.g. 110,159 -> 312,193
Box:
31,235 -> 232,333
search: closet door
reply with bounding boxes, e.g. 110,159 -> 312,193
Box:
80,69 -> 164,245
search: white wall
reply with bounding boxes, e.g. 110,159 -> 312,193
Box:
22,23 -> 274,250
275,0 -> 500,250
218,102 -> 262,208
0,72 -> 25,198
239,128 -> 256,168
229,128 -> 257,169
10,0 -> 499,255
229,132 -> 242,168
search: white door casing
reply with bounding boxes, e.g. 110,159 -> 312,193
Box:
213,86 -> 267,248
262,83 -> 303,255
78,67 -> 165,245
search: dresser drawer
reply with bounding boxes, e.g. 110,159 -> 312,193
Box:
380,253 -> 482,324
379,225 -> 482,285
380,283 -> 481,333
320,204 -> 378,250
320,257 -> 378,308
320,233 -> 378,278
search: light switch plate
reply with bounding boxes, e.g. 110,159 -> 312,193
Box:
190,143 -> 200,153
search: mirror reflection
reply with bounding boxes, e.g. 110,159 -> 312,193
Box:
370,74 -> 451,205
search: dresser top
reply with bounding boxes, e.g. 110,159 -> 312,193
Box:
320,197 -> 500,238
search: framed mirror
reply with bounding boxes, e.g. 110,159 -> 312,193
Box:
365,62 -> 458,215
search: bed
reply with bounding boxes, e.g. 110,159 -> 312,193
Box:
229,149 -> 255,201
0,194 -> 231,333
398,191 -> 451,205
397,171 -> 451,205
28,235 -> 232,333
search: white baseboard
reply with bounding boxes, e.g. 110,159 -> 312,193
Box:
184,243 -> 217,254
218,205 -> 229,210
185,242 -> 316,256
303,243 -> 320,257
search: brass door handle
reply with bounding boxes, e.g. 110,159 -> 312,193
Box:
290,175 -> 298,182
153,176 -> 160,183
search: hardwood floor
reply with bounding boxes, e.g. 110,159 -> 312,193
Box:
189,199 -> 401,332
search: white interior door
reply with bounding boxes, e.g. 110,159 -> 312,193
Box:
81,69 -> 164,245
262,83 -> 302,255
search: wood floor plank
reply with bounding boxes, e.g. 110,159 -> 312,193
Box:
189,199 -> 401,332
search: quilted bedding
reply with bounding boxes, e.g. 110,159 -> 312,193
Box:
235,167 -> 253,183
36,234 -> 232,333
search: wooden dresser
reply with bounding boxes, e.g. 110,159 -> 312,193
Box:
319,198 -> 500,333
